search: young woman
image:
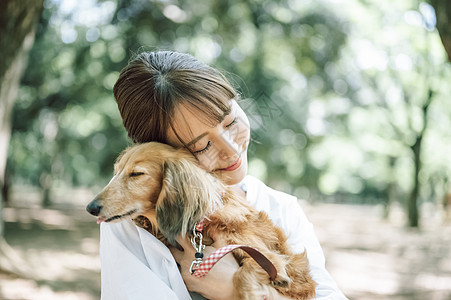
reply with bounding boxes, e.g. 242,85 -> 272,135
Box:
99,50 -> 348,300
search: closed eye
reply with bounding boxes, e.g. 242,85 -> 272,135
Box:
193,115 -> 237,155
194,141 -> 211,155
129,172 -> 145,177
225,117 -> 237,128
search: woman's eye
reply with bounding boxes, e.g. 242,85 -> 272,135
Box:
225,117 -> 237,128
194,141 -> 211,154
130,172 -> 144,177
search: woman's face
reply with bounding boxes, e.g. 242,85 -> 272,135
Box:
167,100 -> 250,185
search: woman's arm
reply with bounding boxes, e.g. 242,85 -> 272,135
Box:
169,236 -> 238,300
243,175 -> 348,299
281,198 -> 348,300
99,219 -> 191,300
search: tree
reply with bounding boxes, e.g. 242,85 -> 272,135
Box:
0,0 -> 44,272
298,0 -> 451,228
8,0 -> 348,203
430,0 -> 451,61
7,0 -> 451,232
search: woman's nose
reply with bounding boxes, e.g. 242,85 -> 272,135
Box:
218,131 -> 239,160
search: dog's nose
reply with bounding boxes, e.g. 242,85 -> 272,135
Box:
86,198 -> 102,216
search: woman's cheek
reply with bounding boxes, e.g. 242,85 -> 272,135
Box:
197,155 -> 216,173
237,123 -> 250,147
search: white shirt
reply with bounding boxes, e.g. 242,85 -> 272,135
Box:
99,175 -> 348,299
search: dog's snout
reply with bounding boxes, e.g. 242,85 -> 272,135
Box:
86,198 -> 103,216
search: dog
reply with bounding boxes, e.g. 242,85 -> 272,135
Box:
86,142 -> 316,299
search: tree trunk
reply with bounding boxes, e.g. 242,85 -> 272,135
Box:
430,0 -> 451,62
406,89 -> 433,227
0,0 -> 43,234
383,157 -> 397,220
0,0 -> 44,276
40,172 -> 52,207
408,136 -> 422,227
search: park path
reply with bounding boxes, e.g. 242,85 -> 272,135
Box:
303,202 -> 451,300
1,187 -> 450,299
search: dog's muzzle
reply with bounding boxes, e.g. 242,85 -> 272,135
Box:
86,198 -> 102,216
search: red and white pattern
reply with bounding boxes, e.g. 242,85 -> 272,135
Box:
192,244 -> 245,277
194,219 -> 205,232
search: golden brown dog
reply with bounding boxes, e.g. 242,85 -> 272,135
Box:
86,142 -> 316,299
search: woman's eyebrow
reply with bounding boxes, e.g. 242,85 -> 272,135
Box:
186,132 -> 208,147
186,110 -> 232,147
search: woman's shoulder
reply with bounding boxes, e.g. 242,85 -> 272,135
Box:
243,175 -> 298,204
242,175 -> 300,215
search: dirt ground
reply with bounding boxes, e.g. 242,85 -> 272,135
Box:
1,187 -> 451,300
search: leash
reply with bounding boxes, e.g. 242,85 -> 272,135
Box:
189,220 -> 278,281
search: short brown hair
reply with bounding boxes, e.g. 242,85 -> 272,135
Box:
113,51 -> 237,144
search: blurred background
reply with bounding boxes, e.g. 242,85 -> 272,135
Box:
1,0 -> 451,299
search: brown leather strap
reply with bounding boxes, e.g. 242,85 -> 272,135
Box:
238,246 -> 278,281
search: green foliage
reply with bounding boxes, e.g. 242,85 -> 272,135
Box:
7,0 -> 451,211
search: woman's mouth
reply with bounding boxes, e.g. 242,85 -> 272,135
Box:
219,156 -> 242,172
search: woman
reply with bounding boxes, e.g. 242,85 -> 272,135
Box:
100,50 -> 347,299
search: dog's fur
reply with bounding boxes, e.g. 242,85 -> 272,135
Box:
87,142 -> 316,299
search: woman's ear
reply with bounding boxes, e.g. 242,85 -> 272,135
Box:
156,158 -> 223,244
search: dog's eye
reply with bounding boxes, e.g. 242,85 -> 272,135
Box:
129,172 -> 144,177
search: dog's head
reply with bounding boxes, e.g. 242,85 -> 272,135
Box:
86,142 -> 223,244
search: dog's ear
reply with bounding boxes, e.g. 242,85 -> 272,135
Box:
156,158 -> 223,244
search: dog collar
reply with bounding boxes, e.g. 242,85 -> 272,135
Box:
194,219 -> 206,232
191,244 -> 278,281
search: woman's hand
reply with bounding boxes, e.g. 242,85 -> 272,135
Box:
169,234 -> 239,300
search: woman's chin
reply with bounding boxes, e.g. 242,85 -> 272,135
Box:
222,174 -> 244,185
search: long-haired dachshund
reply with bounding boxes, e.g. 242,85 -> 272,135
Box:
86,142 -> 316,299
